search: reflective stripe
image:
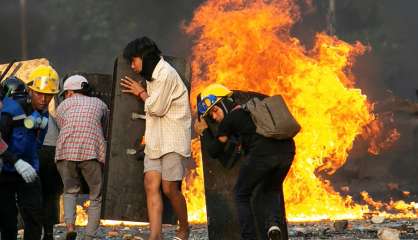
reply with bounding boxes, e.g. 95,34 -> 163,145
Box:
12,114 -> 27,121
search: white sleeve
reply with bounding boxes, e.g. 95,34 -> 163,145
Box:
144,70 -> 177,117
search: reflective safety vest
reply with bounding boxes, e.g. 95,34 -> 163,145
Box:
1,97 -> 47,172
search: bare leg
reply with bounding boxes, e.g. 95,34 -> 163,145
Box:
145,171 -> 163,240
162,181 -> 189,234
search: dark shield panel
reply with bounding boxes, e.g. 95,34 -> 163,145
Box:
60,73 -> 113,194
80,73 -> 113,107
102,56 -> 191,223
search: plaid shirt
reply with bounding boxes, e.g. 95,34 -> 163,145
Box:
144,57 -> 192,159
55,95 -> 108,162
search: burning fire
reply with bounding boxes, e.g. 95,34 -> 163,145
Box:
183,0 -> 418,222
366,116 -> 400,155
75,0 -> 416,227
181,139 -> 208,223
75,200 -> 149,226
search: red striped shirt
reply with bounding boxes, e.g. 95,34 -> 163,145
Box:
55,95 -> 108,162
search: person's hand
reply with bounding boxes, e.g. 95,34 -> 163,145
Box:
120,76 -> 145,97
14,159 -> 37,183
194,118 -> 208,136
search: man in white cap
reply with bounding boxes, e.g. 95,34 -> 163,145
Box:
55,74 -> 108,240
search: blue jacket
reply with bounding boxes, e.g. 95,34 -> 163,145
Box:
1,97 -> 47,172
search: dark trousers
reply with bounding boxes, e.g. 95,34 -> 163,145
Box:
0,172 -> 43,240
39,145 -> 63,239
234,151 -> 294,240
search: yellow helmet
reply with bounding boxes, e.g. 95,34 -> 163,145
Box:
27,65 -> 60,94
198,83 -> 233,117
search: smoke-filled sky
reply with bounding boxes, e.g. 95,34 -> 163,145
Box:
0,0 -> 203,73
1,0 -> 417,100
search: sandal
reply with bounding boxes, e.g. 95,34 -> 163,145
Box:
173,227 -> 190,240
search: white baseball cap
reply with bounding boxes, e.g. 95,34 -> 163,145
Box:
63,75 -> 88,91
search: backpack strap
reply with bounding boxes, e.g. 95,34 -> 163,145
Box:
232,105 -> 242,111
241,97 -> 257,112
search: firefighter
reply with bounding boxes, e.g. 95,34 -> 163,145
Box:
194,84 -> 295,240
0,66 -> 60,240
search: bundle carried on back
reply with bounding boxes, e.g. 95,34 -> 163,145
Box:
244,95 -> 301,140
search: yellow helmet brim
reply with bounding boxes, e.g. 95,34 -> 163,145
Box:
28,85 -> 59,94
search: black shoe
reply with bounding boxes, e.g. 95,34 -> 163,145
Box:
66,231 -> 77,240
42,233 -> 54,240
267,226 -> 282,240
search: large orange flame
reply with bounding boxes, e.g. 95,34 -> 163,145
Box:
183,0 -> 417,222
181,139 -> 208,223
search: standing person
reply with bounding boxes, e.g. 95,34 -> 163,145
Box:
0,67 -> 60,240
55,75 -> 108,240
120,37 -> 191,240
39,98 -> 63,240
194,84 -> 296,240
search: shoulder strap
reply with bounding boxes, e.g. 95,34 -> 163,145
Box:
231,105 -> 242,112
242,97 -> 259,111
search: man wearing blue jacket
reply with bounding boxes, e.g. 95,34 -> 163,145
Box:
0,66 -> 60,240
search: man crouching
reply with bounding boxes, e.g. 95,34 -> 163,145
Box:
55,75 -> 108,240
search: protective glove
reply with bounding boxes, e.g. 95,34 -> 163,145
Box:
14,159 -> 37,183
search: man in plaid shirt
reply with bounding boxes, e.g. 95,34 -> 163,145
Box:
55,75 -> 108,240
